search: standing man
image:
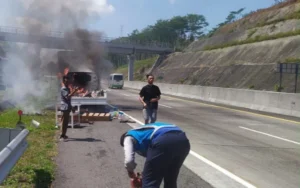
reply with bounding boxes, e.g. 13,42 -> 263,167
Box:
120,122 -> 191,188
60,75 -> 78,141
139,74 -> 161,124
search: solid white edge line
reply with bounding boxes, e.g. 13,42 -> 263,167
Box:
107,104 -> 256,188
189,151 -> 256,188
239,126 -> 300,145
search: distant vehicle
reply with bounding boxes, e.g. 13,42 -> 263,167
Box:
108,73 -> 124,89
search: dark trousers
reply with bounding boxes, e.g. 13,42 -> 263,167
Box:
142,131 -> 190,188
60,110 -> 70,137
143,107 -> 157,124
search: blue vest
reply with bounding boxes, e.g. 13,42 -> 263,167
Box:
126,122 -> 182,156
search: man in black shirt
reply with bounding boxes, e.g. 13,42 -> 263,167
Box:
139,74 -> 161,124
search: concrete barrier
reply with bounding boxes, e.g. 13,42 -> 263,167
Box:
124,81 -> 300,118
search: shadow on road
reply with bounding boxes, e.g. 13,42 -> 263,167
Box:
34,169 -> 53,188
65,137 -> 104,142
108,104 -> 142,112
72,125 -> 88,129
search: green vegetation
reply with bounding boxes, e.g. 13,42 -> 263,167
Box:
207,8 -> 247,37
274,84 -> 284,92
114,14 -> 209,48
0,109 -> 57,188
108,13 -> 210,68
256,9 -> 300,28
284,57 -> 300,63
203,29 -> 300,50
247,29 -> 257,38
0,80 -> 58,187
114,56 -> 158,81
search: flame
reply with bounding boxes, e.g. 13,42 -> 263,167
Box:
64,67 -> 69,76
57,67 -> 89,96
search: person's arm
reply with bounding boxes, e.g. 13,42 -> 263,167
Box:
124,136 -> 137,177
139,88 -> 147,107
68,87 -> 79,98
62,87 -> 78,100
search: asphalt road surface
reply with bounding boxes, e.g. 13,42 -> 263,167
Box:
52,120 -> 212,188
104,87 -> 300,188
53,85 -> 300,188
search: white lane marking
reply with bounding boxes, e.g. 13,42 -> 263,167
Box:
240,126 -> 300,145
159,104 -> 172,108
122,94 -> 130,97
107,104 -> 256,188
189,151 -> 256,188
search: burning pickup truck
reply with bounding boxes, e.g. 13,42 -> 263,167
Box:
65,71 -> 107,106
55,71 -> 109,128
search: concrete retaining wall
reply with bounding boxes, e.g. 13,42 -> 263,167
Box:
124,81 -> 300,118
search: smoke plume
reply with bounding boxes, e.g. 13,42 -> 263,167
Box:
1,0 -> 114,113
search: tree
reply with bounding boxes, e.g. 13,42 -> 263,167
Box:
108,13 -> 209,67
274,0 -> 285,4
185,14 -> 209,39
207,7 -> 245,37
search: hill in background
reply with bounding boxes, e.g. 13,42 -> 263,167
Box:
115,0 -> 300,93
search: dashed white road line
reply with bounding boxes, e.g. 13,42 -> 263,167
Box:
107,104 -> 256,188
118,93 -> 172,108
240,126 -> 300,145
159,104 -> 172,108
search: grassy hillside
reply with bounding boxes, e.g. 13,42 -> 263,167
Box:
150,1 -> 300,93
114,56 -> 158,81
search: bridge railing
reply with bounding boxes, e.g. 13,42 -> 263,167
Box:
0,26 -> 173,48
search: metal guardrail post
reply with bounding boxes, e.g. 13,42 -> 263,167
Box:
0,129 -> 30,184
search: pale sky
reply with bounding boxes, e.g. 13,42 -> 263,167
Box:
0,0 -> 276,38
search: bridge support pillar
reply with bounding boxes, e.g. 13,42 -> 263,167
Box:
127,54 -> 135,81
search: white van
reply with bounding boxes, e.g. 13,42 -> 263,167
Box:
108,73 -> 124,89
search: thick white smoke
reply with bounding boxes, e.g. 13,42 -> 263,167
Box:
1,0 -> 115,113
18,0 -> 114,32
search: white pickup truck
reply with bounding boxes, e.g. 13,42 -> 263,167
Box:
55,71 -> 108,128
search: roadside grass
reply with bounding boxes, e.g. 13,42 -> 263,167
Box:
0,84 -> 58,188
0,109 -> 57,188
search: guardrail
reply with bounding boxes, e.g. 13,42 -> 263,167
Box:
0,128 -> 29,184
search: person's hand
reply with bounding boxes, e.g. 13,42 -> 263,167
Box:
150,98 -> 157,102
128,171 -> 136,178
131,172 -> 142,188
131,178 -> 142,188
143,103 -> 147,108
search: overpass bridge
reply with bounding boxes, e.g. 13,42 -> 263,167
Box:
0,26 -> 174,80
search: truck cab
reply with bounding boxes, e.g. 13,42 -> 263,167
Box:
108,73 -> 124,89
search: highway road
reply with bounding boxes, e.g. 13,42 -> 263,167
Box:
106,87 -> 300,188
